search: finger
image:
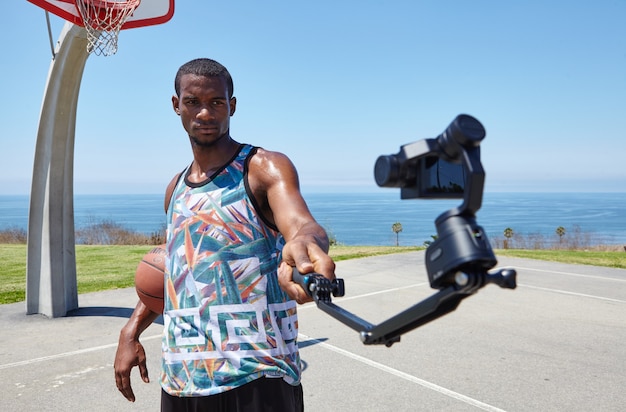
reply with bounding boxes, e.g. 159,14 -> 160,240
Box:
281,240 -> 314,264
288,283 -> 312,304
116,372 -> 136,402
277,262 -> 312,304
277,261 -> 292,288
123,385 -> 136,403
295,258 -> 315,274
303,246 -> 336,280
138,360 -> 150,383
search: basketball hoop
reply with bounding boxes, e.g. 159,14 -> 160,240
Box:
74,0 -> 141,56
28,0 -> 174,56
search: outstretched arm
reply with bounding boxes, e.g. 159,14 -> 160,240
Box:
247,149 -> 336,303
114,301 -> 160,402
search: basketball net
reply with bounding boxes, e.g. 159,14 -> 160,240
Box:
75,0 -> 141,56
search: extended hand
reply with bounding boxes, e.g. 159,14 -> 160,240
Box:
278,239 -> 335,304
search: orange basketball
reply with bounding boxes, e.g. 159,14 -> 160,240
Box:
135,244 -> 166,313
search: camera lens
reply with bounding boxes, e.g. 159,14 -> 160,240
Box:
374,155 -> 400,187
454,115 -> 485,147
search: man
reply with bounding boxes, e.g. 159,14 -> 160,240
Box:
114,58 -> 336,411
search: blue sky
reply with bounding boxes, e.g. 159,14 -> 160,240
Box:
2,1 -> 625,195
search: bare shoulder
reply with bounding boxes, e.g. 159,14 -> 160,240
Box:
248,148 -> 298,185
249,147 -> 294,168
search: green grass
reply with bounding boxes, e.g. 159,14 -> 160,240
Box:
495,249 -> 626,269
0,245 -> 153,304
1,245 -> 28,303
329,245 -> 422,261
75,245 -> 155,292
2,244 -> 624,305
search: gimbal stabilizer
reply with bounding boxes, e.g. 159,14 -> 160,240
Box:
294,114 -> 516,347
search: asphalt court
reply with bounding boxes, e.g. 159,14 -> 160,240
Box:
1,251 -> 624,411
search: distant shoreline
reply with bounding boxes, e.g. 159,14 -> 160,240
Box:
1,192 -> 626,246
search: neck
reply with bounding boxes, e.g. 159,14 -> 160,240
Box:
188,136 -> 240,182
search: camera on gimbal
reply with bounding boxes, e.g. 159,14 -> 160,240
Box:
374,114 -> 501,290
374,114 -> 483,201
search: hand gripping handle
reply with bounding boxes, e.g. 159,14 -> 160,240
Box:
292,268 -> 345,302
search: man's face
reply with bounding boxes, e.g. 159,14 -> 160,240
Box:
172,74 -> 236,147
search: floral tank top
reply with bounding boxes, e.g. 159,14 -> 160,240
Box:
161,144 -> 300,397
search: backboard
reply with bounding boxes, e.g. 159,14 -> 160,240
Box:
27,0 -> 175,29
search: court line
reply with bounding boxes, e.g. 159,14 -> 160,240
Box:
0,334 -> 162,370
513,266 -> 626,282
297,282 -> 428,311
518,283 -> 625,303
299,333 -> 506,412
325,282 -> 428,302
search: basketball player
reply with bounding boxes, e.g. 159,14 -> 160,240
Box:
114,58 -> 336,411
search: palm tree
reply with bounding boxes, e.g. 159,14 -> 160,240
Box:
503,227 -> 514,249
556,226 -> 566,244
392,222 -> 403,246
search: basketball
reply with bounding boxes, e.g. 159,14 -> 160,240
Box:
135,244 -> 166,313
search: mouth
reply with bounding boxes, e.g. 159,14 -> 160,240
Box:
194,124 -> 219,133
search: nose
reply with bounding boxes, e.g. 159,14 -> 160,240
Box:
197,105 -> 215,120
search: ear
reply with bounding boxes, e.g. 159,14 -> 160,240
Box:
229,97 -> 237,116
172,95 -> 180,115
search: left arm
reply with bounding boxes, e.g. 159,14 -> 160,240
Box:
247,148 -> 335,303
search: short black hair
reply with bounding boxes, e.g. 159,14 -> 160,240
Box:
174,58 -> 234,98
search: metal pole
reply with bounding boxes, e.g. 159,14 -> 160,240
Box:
45,11 -> 56,59
26,22 -> 91,317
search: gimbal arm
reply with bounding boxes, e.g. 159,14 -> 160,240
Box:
294,267 -> 516,347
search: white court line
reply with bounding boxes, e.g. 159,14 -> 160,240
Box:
295,275 -> 625,305
514,266 -> 626,282
299,333 -> 506,412
0,334 -> 162,370
518,283 -> 626,303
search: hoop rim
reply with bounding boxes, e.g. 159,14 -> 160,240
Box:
83,0 -> 141,12
27,0 -> 175,30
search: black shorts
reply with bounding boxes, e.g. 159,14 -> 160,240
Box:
160,377 -> 304,412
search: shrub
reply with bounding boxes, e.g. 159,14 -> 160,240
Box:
75,219 -> 162,245
0,227 -> 27,244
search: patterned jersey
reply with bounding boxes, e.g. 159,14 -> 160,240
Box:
161,144 -> 300,397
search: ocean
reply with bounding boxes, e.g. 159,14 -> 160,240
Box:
0,192 -> 624,246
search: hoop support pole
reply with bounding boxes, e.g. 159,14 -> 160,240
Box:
27,22 -> 91,317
